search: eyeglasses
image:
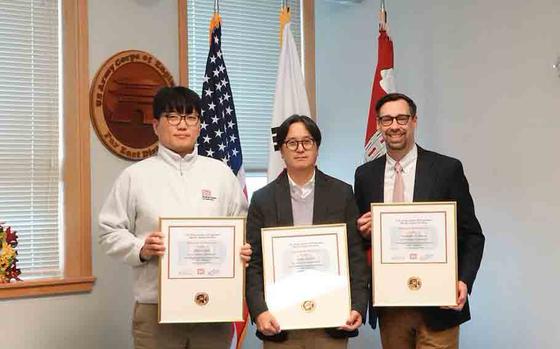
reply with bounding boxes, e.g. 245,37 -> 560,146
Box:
163,113 -> 199,127
377,114 -> 412,127
284,138 -> 315,151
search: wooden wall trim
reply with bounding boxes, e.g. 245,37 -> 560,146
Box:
302,0 -> 316,120
178,0 -> 188,86
0,0 -> 95,299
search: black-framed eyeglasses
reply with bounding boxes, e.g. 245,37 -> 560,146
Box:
164,113 -> 199,127
284,138 -> 315,151
377,114 -> 412,127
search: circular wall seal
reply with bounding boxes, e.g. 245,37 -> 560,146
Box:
90,50 -> 174,161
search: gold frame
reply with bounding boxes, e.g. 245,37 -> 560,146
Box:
371,202 -> 458,306
158,216 -> 246,323
260,223 -> 351,330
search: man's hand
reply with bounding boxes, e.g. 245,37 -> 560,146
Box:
338,310 -> 362,331
240,243 -> 252,267
255,311 -> 281,336
357,212 -> 372,238
140,231 -> 165,260
441,281 -> 468,311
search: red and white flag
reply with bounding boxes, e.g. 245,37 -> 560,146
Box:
364,21 -> 396,162
364,10 -> 396,272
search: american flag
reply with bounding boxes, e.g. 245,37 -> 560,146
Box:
197,18 -> 248,348
198,23 -> 246,193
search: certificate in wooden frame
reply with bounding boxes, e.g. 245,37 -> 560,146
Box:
261,223 -> 351,330
371,202 -> 458,306
159,217 -> 245,323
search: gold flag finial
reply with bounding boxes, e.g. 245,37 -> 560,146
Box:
209,0 -> 222,43
279,5 -> 291,48
209,12 -> 222,44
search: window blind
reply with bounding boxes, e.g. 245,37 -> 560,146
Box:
187,0 -> 302,172
0,0 -> 61,279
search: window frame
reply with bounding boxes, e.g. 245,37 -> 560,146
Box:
0,0 -> 94,299
177,0 -> 316,120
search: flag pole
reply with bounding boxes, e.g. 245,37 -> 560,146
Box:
379,0 -> 388,31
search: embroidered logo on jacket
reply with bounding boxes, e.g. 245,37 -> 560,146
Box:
201,189 -> 217,201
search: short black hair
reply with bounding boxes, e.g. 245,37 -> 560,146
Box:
152,86 -> 202,119
276,114 -> 322,149
375,92 -> 417,117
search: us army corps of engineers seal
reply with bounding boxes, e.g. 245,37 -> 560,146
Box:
90,50 -> 174,161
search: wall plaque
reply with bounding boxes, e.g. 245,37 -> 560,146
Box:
90,50 -> 174,160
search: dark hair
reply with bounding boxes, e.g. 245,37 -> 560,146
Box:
152,86 -> 202,119
276,114 -> 322,148
375,92 -> 417,117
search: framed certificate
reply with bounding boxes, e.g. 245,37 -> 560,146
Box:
158,217 -> 245,323
261,224 -> 351,330
371,202 -> 457,306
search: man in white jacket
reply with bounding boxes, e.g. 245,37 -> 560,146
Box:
99,86 -> 251,349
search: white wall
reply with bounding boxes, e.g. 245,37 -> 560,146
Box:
89,1 -> 182,348
317,0 -> 560,348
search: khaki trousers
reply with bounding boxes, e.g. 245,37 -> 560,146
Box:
263,329 -> 347,349
132,303 -> 232,349
378,308 -> 459,349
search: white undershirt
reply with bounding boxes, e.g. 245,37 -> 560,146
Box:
384,145 -> 418,203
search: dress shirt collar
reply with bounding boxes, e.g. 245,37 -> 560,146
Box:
386,144 -> 418,173
287,170 -> 316,200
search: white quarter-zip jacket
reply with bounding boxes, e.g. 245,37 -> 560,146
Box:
98,145 -> 247,303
